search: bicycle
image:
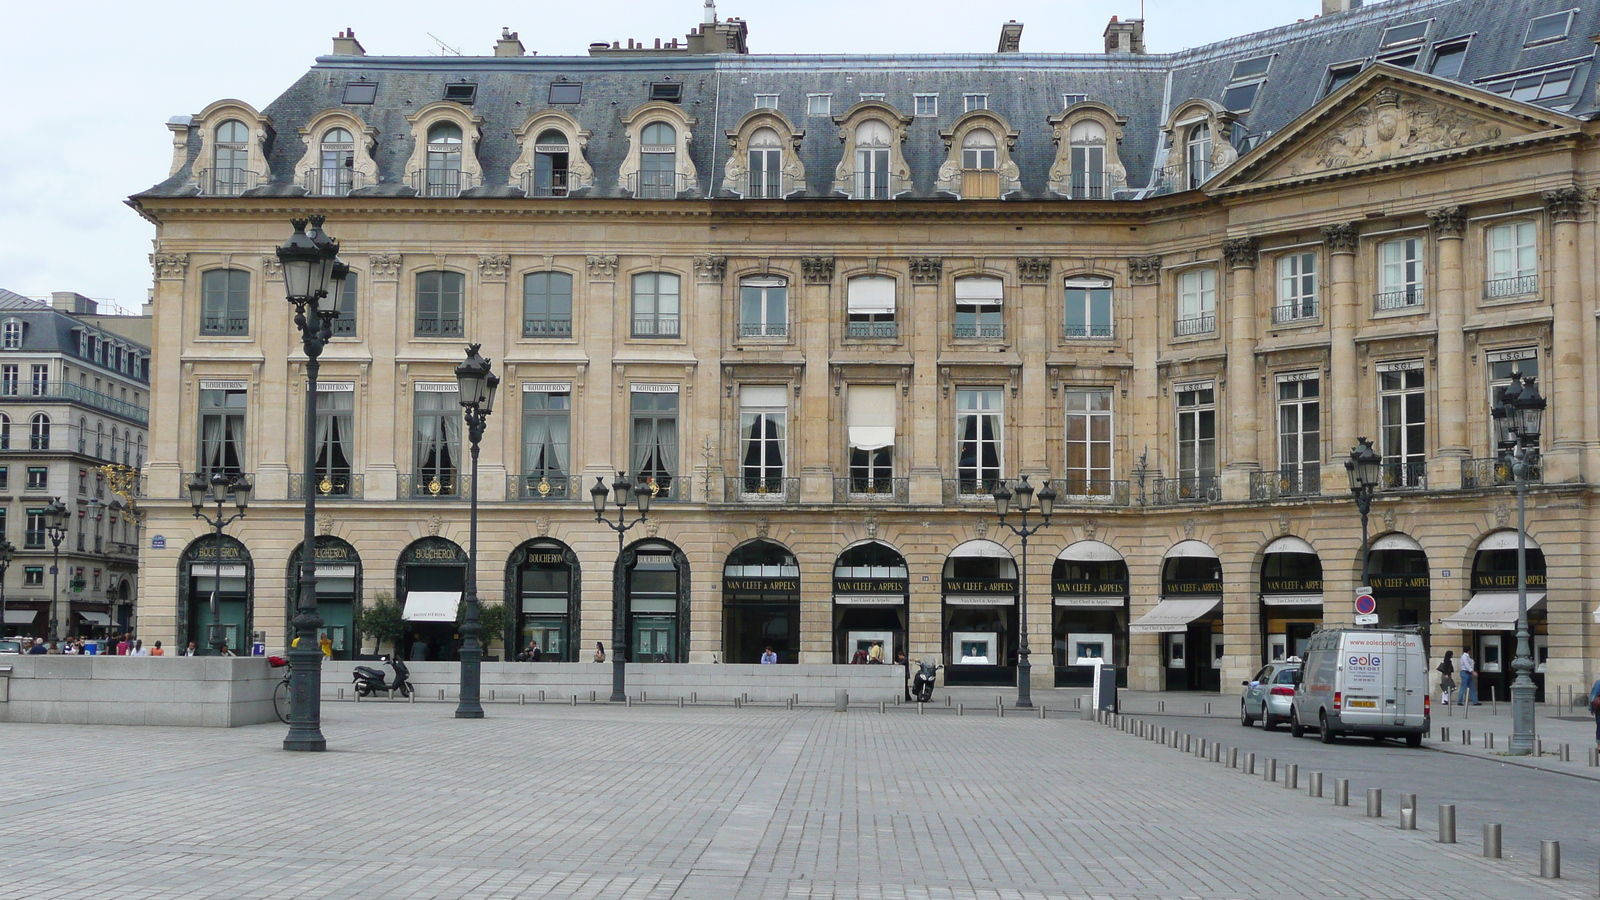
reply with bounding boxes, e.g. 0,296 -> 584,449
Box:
269,656 -> 291,723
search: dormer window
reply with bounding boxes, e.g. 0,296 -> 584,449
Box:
1069,120 -> 1106,199
1186,123 -> 1211,189
212,119 -> 251,195
1429,40 -> 1469,79
532,130 -> 570,197
854,120 -> 893,199
1324,62 -> 1364,96
963,93 -> 989,112
638,122 -> 679,198
1381,21 -> 1430,49
317,127 -> 355,196
650,82 -> 683,103
746,127 -> 783,198
2,320 -> 21,350
342,81 -> 377,104
961,130 -> 997,170
425,123 -> 464,197
549,82 -> 582,104
443,83 -> 477,104
1525,11 -> 1573,46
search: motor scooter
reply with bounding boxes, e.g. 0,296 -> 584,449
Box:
352,656 -> 414,697
911,660 -> 941,703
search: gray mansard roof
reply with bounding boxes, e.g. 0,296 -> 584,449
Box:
137,0 -> 1600,200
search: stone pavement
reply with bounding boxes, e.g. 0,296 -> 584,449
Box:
0,699 -> 1589,900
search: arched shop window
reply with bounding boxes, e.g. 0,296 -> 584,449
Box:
396,537 -> 467,662
1444,530 -> 1547,700
1131,540 -> 1223,692
1259,536 -> 1323,664
506,539 -> 580,662
1052,540 -> 1129,688
831,541 -> 908,664
942,540 -> 1018,686
287,536 -> 361,660
620,540 -> 689,663
179,533 -> 253,656
722,540 -> 799,664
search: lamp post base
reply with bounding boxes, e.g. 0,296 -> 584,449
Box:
1507,675 -> 1538,756
283,737 -> 328,752
610,657 -> 626,702
1015,658 -> 1033,708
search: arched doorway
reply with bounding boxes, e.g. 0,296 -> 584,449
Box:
831,541 -> 908,664
1052,540 -> 1129,687
942,540 -> 1019,686
506,539 -> 580,661
1259,536 -> 1323,664
1132,540 -> 1223,691
178,534 -> 253,656
618,540 -> 689,662
286,536 -> 362,660
396,537 -> 466,661
1367,533 -> 1430,641
722,540 -> 799,664
1442,530 -> 1546,702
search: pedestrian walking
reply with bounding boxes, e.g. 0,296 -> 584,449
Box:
850,646 -> 868,665
1457,649 -> 1479,705
760,646 -> 777,665
116,635 -> 130,656
150,641 -> 164,657
319,634 -> 333,658
131,639 -> 148,657
409,637 -> 428,661
1588,675 -> 1600,749
28,639 -> 47,655
594,641 -> 606,663
867,641 -> 884,664
1436,650 -> 1455,705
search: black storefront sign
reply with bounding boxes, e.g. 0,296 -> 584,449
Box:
724,577 -> 800,593
1370,575 -> 1430,593
942,578 -> 1018,595
833,578 -> 907,594
1053,579 -> 1129,596
1161,579 -> 1223,595
1261,578 -> 1323,593
1470,572 -> 1546,591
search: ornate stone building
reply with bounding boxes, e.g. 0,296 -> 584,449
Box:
129,1 -> 1600,693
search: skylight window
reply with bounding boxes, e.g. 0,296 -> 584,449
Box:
1230,56 -> 1273,81
1525,10 -> 1574,45
913,93 -> 938,116
650,82 -> 683,102
1223,81 -> 1262,112
1381,21 -> 1430,48
1428,41 -> 1469,79
1483,65 -> 1581,102
1324,62 -> 1364,97
807,94 -> 832,116
1063,93 -> 1089,107
754,94 -> 778,109
342,81 -> 377,104
963,93 -> 989,112
444,82 -> 477,104
549,82 -> 582,104
859,92 -> 886,102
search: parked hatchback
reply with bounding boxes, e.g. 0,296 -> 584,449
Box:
0,639 -> 21,655
1241,659 -> 1301,730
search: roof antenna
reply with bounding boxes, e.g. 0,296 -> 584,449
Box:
704,0 -> 717,25
426,32 -> 463,56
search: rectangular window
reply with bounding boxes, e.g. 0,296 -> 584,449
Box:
738,385 -> 787,495
1063,389 -> 1113,497
913,94 -> 938,116
807,94 -> 832,117
200,269 -> 250,335
953,278 -> 1004,339
1483,66 -> 1582,102
1377,237 -> 1424,309
1488,350 -> 1540,450
1230,56 -> 1273,80
1325,63 -> 1363,96
331,272 -> 358,336
739,278 -> 787,338
1,364 -> 15,396
548,82 -> 582,104
198,388 -> 247,475
1223,82 -> 1262,112
413,386 -> 461,494
1381,21 -> 1430,48
25,510 -> 45,550
955,389 -> 1002,494
415,271 -> 465,337
855,146 -> 890,199
522,386 -> 572,495
1176,268 -> 1217,336
1176,385 -> 1218,490
846,385 -> 895,492
314,386 -> 354,488
24,566 -> 42,585
1070,144 -> 1105,199
649,82 -> 682,102
1429,41 -> 1469,78
746,144 -> 782,198
1277,376 -> 1320,494
846,277 -> 897,339
1063,280 -> 1114,339
631,273 -> 681,337
1063,93 -> 1090,107
0,467 -> 8,490
1526,10 -> 1573,45
630,387 -> 679,494
443,83 -> 477,104
1274,252 -> 1318,322
25,467 -> 47,491
1378,364 -> 1427,488
963,93 -> 989,112
523,271 -> 574,337
858,92 -> 885,102
753,93 -> 778,109
1485,221 -> 1537,298
342,81 -> 378,104
29,364 -> 47,397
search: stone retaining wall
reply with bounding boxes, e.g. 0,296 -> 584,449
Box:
0,657 -> 279,727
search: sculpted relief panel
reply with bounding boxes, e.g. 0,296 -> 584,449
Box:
1290,89 -> 1504,175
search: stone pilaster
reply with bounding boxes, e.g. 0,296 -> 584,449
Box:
1544,187 -> 1587,482
1321,223 -> 1360,492
582,256 -> 618,484
474,255 -> 511,501
1016,260 -> 1051,477
908,259 -> 941,504
1221,237 -> 1260,503
1428,207 -> 1467,490
799,258 -> 835,504
365,253 -> 403,500
1127,256 -> 1162,475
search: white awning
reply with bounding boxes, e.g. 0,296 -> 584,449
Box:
1593,605 -> 1600,625
949,540 -> 1011,559
1440,592 -> 1546,631
739,385 -> 787,408
75,611 -> 112,625
1260,594 -> 1324,607
944,595 -> 1015,606
3,609 -> 37,625
1263,536 -> 1316,556
847,427 -> 896,451
191,564 -> 248,578
1130,598 -> 1221,633
955,278 -> 1004,305
847,277 -> 896,313
847,385 -> 896,450
1164,540 -> 1219,560
1371,533 -> 1424,553
833,594 -> 905,606
1058,540 -> 1123,563
402,591 -> 461,622
1053,595 -> 1125,608
1477,531 -> 1542,552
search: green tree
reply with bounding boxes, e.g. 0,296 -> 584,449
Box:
458,599 -> 511,656
357,592 -> 403,657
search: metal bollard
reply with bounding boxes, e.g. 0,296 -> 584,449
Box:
1245,752 -> 1256,775
490,690 -> 495,702
1228,747 -> 1239,769
1159,699 -> 1165,713
571,694 -> 578,706
338,687 -> 345,700
439,689 -> 445,701
591,691 -> 597,703
409,691 -> 415,704
1441,726 -> 1451,742
1205,702 -> 1212,716
693,692 -> 698,703
1463,729 -> 1471,745
959,704 -> 965,716
1209,743 -> 1221,763
1486,732 -> 1495,749
917,701 -> 923,716
678,697 -> 684,708
879,701 -> 885,714
1264,758 -> 1277,782
1075,697 -> 1082,709
1483,823 -> 1502,859
1283,763 -> 1298,790
1334,779 -> 1349,806
1534,738 -> 1543,757
998,703 -> 1005,719
1438,805 -> 1456,843
1183,734 -> 1192,753
1588,747 -> 1598,767
945,694 -> 951,707
641,692 -> 647,702
1039,706 -> 1046,720
1309,771 -> 1323,798
539,690 -> 545,701
519,693 -> 525,705
1366,789 -> 1382,818
1560,743 -> 1570,762
1400,794 -> 1416,830
626,695 -> 632,707
1540,840 -> 1560,878
834,689 -> 848,712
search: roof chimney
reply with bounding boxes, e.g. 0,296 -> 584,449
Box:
52,292 -> 97,316
494,28 -> 526,57
1103,17 -> 1145,54
997,20 -> 1024,53
332,29 -> 365,56
704,0 -> 717,25
1322,0 -> 1363,14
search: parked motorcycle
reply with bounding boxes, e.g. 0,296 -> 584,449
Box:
911,660 -> 941,703
352,656 -> 414,698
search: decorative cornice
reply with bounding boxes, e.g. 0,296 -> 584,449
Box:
1016,257 -> 1051,284
369,254 -> 403,279
1427,206 -> 1466,238
478,254 -> 511,280
908,257 -> 943,284
1127,256 -> 1161,285
801,256 -> 835,284
586,254 -> 619,280
1221,237 -> 1259,269
1543,186 -> 1588,223
693,255 -> 727,282
150,253 -> 189,280
1320,222 -> 1360,254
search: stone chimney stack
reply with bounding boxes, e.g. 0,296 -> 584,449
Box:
1103,17 -> 1146,54
1322,0 -> 1363,14
997,21 -> 1024,53
52,292 -> 97,316
494,28 -> 526,57
332,29 -> 365,56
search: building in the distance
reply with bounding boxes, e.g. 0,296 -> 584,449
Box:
127,0 -> 1600,694
0,290 -> 149,642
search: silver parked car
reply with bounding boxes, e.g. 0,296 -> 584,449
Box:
1240,659 -> 1301,730
0,639 -> 21,655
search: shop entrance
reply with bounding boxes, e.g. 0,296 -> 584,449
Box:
507,539 -> 579,661
621,540 -> 688,663
1367,533 -> 1430,651
1132,540 -> 1223,691
722,540 -> 800,664
397,537 -> 466,661
832,541 -> 908,664
179,534 -> 253,656
1259,536 -> 1323,665
1052,540 -> 1129,688
287,536 -> 362,659
942,540 -> 1018,687
1442,531 -> 1546,702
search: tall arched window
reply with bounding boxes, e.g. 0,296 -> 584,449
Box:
639,122 -> 678,198
1186,123 -> 1211,189
95,422 -> 104,457
0,413 -> 9,450
961,130 -> 997,170
213,120 -> 250,195
532,129 -> 569,197
78,417 -> 86,452
425,123 -> 464,197
1069,120 -> 1107,199
854,120 -> 892,199
318,127 -> 354,196
30,413 -> 50,450
747,127 -> 783,198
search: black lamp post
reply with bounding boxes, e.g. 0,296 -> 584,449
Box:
1494,374 -> 1544,755
186,472 -> 251,654
43,498 -> 69,642
991,475 -> 1056,709
453,344 -> 499,719
592,472 -> 652,701
277,214 -> 346,752
1344,437 -> 1382,594
0,539 -> 12,637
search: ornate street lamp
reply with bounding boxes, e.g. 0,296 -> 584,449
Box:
991,474 -> 1056,709
186,472 -> 251,654
44,498 -> 70,641
1498,374 -> 1545,756
1344,437 -> 1382,592
592,471 -> 652,701
453,343 -> 499,719
277,215 -> 345,752
0,539 -> 14,637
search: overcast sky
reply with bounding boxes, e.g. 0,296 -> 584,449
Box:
2,0 -> 1337,309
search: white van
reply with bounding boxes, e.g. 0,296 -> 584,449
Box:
1290,627 -> 1429,747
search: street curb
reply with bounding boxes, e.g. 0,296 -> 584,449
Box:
1425,741 -> 1600,783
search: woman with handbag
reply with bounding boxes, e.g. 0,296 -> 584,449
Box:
1588,675 -> 1599,749
1436,651 -> 1456,705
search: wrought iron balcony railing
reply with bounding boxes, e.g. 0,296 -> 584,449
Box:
834,477 -> 909,504
942,477 -> 1004,506
846,321 -> 899,340
399,473 -> 471,499
1378,460 -> 1427,491
414,317 -> 464,338
201,316 -> 250,336
1374,288 -> 1424,311
851,173 -> 909,200
302,167 -> 357,197
738,322 -> 788,339
290,473 -> 364,499
1271,302 -> 1318,324
1460,456 -> 1542,489
1062,323 -> 1114,340
24,382 -> 149,424
725,475 -> 800,504
1250,468 -> 1322,500
1149,162 -> 1212,196
198,167 -> 259,196
743,172 -> 802,199
410,168 -> 475,198
523,317 -> 574,338
1068,174 -> 1107,200
1174,314 -> 1216,337
520,170 -> 570,198
953,323 -> 1005,339
1148,475 -> 1221,506
633,474 -> 688,502
1483,275 -> 1538,299
625,171 -> 693,199
507,474 -> 582,501
181,472 -> 253,499
1053,477 -> 1133,506
632,315 -> 681,338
